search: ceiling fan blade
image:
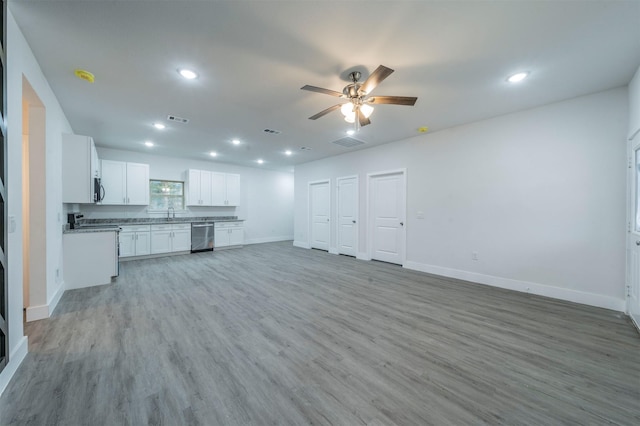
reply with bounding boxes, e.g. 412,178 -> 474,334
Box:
368,96 -> 418,106
357,109 -> 371,127
308,104 -> 343,120
301,85 -> 344,97
358,65 -> 394,95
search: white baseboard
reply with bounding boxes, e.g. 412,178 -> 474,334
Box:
0,336 -> 28,397
629,311 -> 640,334
48,282 -> 65,316
356,252 -> 370,261
293,240 -> 310,249
25,304 -> 49,322
244,236 -> 293,245
403,261 -> 626,312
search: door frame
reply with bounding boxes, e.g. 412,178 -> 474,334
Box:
308,179 -> 331,250
366,168 -> 407,264
335,175 -> 359,256
627,129 -> 640,331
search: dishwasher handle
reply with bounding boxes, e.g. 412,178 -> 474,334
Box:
192,223 -> 214,228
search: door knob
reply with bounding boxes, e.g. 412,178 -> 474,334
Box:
352,220 -> 356,224
636,241 -> 640,246
400,222 -> 404,226
327,219 -> 330,222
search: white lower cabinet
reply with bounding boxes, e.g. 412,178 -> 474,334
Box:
214,221 -> 244,249
119,225 -> 151,258
151,223 -> 192,254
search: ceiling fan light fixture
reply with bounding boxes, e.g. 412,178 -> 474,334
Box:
344,112 -> 356,123
340,103 -> 354,116
360,103 -> 374,118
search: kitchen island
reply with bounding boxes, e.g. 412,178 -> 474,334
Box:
63,227 -> 119,289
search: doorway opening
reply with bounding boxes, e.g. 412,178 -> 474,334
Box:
22,77 -> 47,323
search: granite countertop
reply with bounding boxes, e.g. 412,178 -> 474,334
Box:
64,216 -> 243,233
63,225 -> 121,234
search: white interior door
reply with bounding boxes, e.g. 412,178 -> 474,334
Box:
337,176 -> 358,256
627,132 -> 640,329
310,181 -> 330,251
369,171 -> 406,265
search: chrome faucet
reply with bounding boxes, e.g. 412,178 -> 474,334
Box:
167,207 -> 175,221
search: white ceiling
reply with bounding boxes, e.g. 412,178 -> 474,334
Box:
10,1 -> 640,171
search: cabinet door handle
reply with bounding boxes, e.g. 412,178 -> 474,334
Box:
123,197 -> 126,203
127,197 -> 130,204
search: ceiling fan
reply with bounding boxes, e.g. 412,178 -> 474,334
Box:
301,65 -> 418,129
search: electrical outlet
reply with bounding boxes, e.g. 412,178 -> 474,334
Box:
472,251 -> 478,261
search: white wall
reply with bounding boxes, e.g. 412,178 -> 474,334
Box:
1,9 -> 72,394
79,148 -> 294,244
294,88 -> 628,311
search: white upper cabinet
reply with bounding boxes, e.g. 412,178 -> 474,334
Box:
200,170 -> 212,205
101,160 -> 149,205
187,169 -> 213,206
211,172 -> 240,206
91,142 -> 100,179
211,172 -> 226,206
101,160 -> 126,205
187,169 -> 239,206
62,133 -> 100,203
126,162 -> 150,205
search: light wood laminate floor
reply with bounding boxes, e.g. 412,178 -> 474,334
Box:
1,241 -> 638,425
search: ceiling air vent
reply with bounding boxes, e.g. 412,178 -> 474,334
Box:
167,115 -> 189,124
300,146 -> 312,151
331,137 -> 366,148
263,128 -> 282,135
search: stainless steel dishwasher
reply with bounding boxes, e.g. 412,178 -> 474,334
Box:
191,222 -> 214,252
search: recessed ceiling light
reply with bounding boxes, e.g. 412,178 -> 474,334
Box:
209,151 -> 217,157
144,141 -> 154,147
507,72 -> 529,83
232,139 -> 240,145
153,122 -> 165,130
257,159 -> 264,164
346,130 -> 355,136
178,69 -> 198,80
285,150 -> 292,156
